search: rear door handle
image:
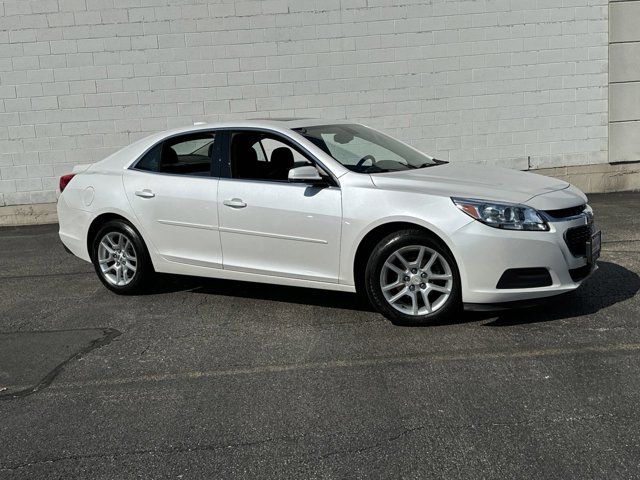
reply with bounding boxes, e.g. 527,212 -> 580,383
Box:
135,189 -> 155,198
223,198 -> 247,208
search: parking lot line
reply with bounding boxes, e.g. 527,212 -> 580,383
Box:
45,341 -> 640,392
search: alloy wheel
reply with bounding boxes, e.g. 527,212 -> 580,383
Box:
379,245 -> 453,316
97,231 -> 138,286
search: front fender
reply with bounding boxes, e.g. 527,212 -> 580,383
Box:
339,193 -> 473,288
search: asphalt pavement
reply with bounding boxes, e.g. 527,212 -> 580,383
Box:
1,192 -> 639,479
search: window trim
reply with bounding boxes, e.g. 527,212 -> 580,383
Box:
217,128 -> 340,188
128,129 -> 221,179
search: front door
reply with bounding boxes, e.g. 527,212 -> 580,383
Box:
123,131 -> 223,269
217,130 -> 342,283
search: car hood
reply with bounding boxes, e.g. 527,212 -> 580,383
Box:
369,163 -> 587,210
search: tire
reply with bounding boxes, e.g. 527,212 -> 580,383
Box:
364,229 -> 461,325
90,219 -> 153,295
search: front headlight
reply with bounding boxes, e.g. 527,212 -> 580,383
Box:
451,197 -> 549,231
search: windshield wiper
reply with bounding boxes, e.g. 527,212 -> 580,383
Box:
415,159 -> 448,169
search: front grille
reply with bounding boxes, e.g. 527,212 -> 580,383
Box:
544,204 -> 585,219
565,224 -> 593,257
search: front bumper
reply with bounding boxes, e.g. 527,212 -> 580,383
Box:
451,213 -> 597,304
463,290 -> 578,312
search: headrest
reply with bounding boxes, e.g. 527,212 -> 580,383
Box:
270,147 -> 294,169
163,147 -> 178,165
245,147 -> 258,163
236,147 -> 258,178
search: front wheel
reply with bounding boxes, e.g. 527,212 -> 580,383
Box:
91,219 -> 153,294
364,230 -> 461,325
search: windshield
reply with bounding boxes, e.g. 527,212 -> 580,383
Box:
293,124 -> 443,173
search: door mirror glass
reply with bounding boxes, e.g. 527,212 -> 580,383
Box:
288,165 -> 323,184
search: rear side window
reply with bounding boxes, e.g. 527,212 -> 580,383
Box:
134,132 -> 216,176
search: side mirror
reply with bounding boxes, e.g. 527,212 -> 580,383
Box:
288,165 -> 324,184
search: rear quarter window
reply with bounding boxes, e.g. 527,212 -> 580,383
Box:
135,144 -> 162,172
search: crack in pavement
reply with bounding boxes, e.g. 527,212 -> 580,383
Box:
1,410 -> 626,472
0,434 -> 300,473
0,328 -> 121,401
317,424 -> 431,460
318,410 -> 624,460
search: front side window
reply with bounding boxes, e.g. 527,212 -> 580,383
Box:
229,131 -> 312,181
135,132 -> 216,176
294,124 -> 443,174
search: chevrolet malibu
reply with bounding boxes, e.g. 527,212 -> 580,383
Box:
57,119 -> 601,324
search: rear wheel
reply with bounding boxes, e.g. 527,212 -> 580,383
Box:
91,219 -> 152,294
365,230 -> 461,324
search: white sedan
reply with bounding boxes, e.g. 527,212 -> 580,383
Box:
57,119 -> 601,324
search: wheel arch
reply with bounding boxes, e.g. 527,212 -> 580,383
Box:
86,211 -> 152,263
352,220 -> 461,294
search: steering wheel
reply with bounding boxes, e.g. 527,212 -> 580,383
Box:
356,154 -> 376,167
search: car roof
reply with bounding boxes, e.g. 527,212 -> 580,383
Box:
168,117 -> 354,134
246,117 -> 355,129
129,118 -> 355,149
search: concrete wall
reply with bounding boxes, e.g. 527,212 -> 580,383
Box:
0,0 -> 609,207
609,0 -> 640,162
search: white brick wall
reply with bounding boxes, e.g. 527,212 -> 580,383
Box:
0,0 -> 609,206
610,0 -> 640,162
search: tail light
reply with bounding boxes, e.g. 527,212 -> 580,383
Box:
59,174 -> 75,193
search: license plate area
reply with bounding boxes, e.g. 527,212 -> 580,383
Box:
587,230 -> 601,265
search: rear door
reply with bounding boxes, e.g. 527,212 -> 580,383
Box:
123,131 -> 224,269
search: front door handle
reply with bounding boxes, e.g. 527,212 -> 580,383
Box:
135,189 -> 155,198
223,198 -> 247,208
